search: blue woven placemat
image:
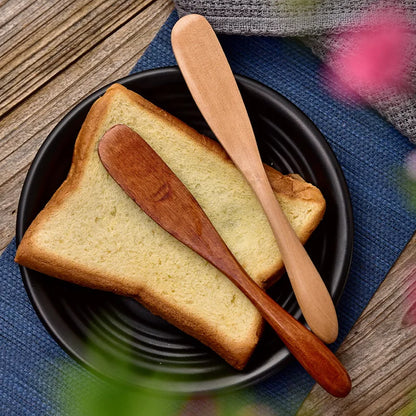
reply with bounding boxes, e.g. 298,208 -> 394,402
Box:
1,10 -> 415,415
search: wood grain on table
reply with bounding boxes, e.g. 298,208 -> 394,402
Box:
1,1 -> 415,415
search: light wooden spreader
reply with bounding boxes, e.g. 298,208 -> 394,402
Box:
171,14 -> 339,345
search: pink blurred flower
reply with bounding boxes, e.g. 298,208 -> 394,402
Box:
402,268 -> 416,327
179,396 -> 219,416
325,6 -> 415,101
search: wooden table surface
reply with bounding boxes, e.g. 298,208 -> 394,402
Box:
1,1 -> 415,414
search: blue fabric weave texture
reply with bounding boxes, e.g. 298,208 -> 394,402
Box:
1,10 -> 415,416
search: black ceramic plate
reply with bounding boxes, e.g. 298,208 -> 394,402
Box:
17,67 -> 353,395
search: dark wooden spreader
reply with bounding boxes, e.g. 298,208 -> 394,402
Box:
98,124 -> 351,397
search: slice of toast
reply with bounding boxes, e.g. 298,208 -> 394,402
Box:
15,83 -> 325,369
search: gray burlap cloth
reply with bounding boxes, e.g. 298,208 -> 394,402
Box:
174,0 -> 416,143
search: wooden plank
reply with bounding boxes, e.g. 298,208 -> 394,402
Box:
0,0 -> 165,116
0,0 -> 40,27
298,234 -> 416,415
0,0 -> 174,253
